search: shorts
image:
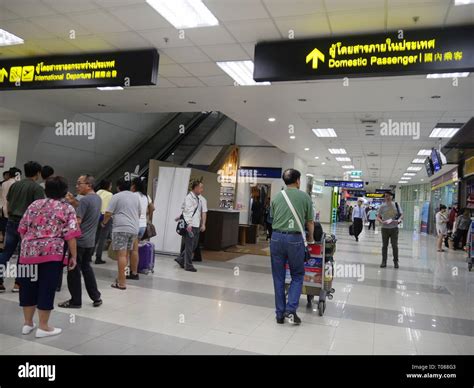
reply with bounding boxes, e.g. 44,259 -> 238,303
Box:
138,227 -> 146,239
18,261 -> 62,311
112,232 -> 137,251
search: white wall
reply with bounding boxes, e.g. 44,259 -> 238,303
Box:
0,120 -> 20,170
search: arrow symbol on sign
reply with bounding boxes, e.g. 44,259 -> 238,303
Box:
306,48 -> 325,69
0,68 -> 8,82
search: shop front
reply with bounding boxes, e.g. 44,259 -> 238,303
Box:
429,167 -> 459,235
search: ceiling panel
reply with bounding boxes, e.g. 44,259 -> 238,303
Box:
42,0 -> 98,13
166,77 -> 206,87
185,26 -> 236,45
108,4 -> 171,30
200,43 -> 250,61
158,64 -> 192,77
139,28 -> 195,48
0,19 -> 55,40
224,19 -> 282,42
98,31 -> 153,49
181,62 -> 225,77
443,4 -> 474,26
325,0 -> 385,12
0,7 -> 21,21
199,75 -> 235,86
273,14 -> 331,38
204,0 -> 270,21
329,9 -> 385,35
29,15 -> 91,37
263,0 -> 325,18
387,4 -> 449,29
4,0 -> 57,17
156,77 -> 177,88
73,10 -> 130,33
162,46 -> 210,63
69,36 -> 116,51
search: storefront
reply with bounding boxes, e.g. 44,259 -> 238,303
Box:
429,167 -> 459,235
460,156 -> 474,209
400,183 -> 432,232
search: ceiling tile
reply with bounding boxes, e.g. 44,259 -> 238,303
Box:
69,36 -> 117,51
158,64 -> 191,77
0,20 -> 55,40
0,7 -> 21,21
199,75 -> 235,86
181,62 -> 225,77
185,26 -> 236,45
240,42 -> 256,59
203,0 -> 270,21
73,10 -> 130,33
98,31 -> 153,49
139,28 -> 194,48
325,0 -> 385,12
42,0 -> 98,13
29,15 -> 91,37
162,46 -> 210,63
107,4 -> 171,30
4,0 -> 57,17
95,0 -> 145,8
156,53 -> 175,65
274,14 -> 331,38
387,5 -> 449,29
262,0 -> 325,18
29,38 -> 81,54
224,19 -> 281,43
200,43 -> 250,61
156,77 -> 177,88
329,9 -> 385,35
166,77 -> 206,87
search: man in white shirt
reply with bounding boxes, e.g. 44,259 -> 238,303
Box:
175,181 -> 204,272
351,199 -> 367,242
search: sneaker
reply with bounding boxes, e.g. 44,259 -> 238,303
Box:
174,258 -> 184,269
11,284 -> 20,293
380,262 -> 387,268
276,317 -> 284,324
36,327 -> 62,338
95,259 -> 106,265
22,323 -> 36,335
126,273 -> 139,280
394,262 -> 399,269
284,311 -> 301,325
93,299 -> 103,308
185,267 -> 197,272
0,284 -> 5,293
58,300 -> 81,309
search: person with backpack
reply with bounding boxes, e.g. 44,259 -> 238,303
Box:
174,180 -> 203,273
376,192 -> 403,269
270,169 -> 314,325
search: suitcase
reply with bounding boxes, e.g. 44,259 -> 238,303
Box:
138,242 -> 155,274
313,222 -> 324,242
349,224 -> 354,236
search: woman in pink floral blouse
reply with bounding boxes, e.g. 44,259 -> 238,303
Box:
17,176 -> 80,338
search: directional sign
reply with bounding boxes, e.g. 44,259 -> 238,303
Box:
0,68 -> 7,82
254,25 -> 474,82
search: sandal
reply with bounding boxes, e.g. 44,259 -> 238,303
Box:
111,283 -> 126,290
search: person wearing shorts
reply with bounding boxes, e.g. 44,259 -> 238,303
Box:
102,178 -> 141,290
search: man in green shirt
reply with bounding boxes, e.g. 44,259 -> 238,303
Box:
0,161 -> 44,292
270,169 -> 314,325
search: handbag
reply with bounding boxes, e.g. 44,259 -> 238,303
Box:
281,191 -> 312,262
176,196 -> 200,236
142,221 -> 157,240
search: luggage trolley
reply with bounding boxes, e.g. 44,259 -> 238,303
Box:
284,232 -> 336,316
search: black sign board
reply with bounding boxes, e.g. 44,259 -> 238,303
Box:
254,25 -> 474,82
425,157 -> 434,177
0,49 -> 159,90
325,180 -> 364,189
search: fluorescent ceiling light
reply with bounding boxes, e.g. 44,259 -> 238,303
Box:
426,72 -> 469,78
335,157 -> 351,162
0,28 -> 24,47
455,0 -> 474,5
398,181 -> 408,184
404,173 -> 416,176
304,148 -> 310,151
407,166 -> 422,171
321,162 -> 326,165
412,158 -> 426,164
216,61 -> 270,86
328,148 -> 347,154
417,149 -> 431,156
289,135 -> 295,139
306,173 -> 314,177
312,128 -> 337,137
97,86 -> 124,91
429,127 -> 460,138
342,165 -> 355,169
146,0 -> 218,29
268,117 -> 276,122
401,177 -> 412,180
314,156 -> 319,159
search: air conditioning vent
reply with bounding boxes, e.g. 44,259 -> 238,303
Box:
361,119 -> 378,124
367,153 -> 379,157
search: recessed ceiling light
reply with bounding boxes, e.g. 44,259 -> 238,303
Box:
427,72 -> 469,78
306,173 -> 314,177
312,128 -> 337,137
455,0 -> 474,4
216,61 -> 270,86
417,149 -> 431,156
429,127 -> 460,138
335,157 -> 351,162
268,117 -> 276,122
421,179 -> 424,181
398,181 -> 408,184
146,0 -> 219,29
404,173 -> 416,176
407,166 -> 423,171
97,86 -> 124,91
0,28 -> 24,47
289,135 -> 296,139
401,177 -> 412,180
328,148 -> 347,154
412,158 -> 426,164
321,162 -> 326,165
314,156 -> 319,159
342,165 -> 355,169
304,148 -> 310,151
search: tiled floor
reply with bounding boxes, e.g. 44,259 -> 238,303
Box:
0,223 -> 472,355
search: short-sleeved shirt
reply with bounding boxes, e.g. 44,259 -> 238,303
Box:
6,179 -> 45,222
271,188 -> 314,233
200,195 -> 208,213
368,210 -> 377,220
135,192 -> 152,228
106,190 -> 141,235
18,198 -> 81,265
377,201 -> 403,229
97,189 -> 113,214
182,192 -> 201,228
76,193 -> 102,248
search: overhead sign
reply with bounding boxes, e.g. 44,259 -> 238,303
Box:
366,193 -> 385,198
254,25 -> 474,82
431,167 -> 458,191
350,170 -> 363,178
464,156 -> 474,178
239,167 -> 282,179
0,49 -> 159,90
324,180 -> 364,189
